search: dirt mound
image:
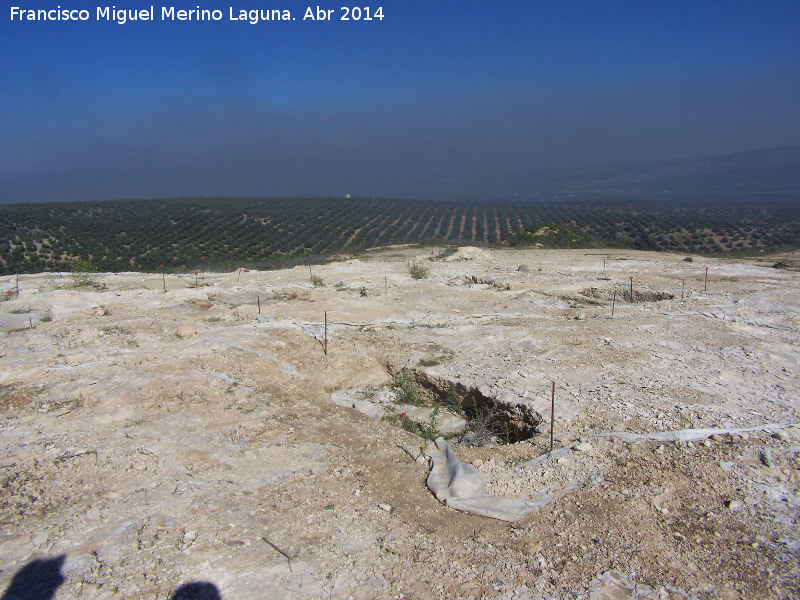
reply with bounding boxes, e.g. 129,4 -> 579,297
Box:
443,246 -> 494,262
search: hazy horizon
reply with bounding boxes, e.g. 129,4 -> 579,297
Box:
3,2 -> 799,203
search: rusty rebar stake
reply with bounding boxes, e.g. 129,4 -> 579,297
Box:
549,381 -> 555,453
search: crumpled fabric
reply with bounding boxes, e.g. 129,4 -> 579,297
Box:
425,437 -> 540,522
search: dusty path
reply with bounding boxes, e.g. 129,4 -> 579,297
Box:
1,248 -> 798,599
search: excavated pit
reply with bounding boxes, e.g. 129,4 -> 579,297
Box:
581,287 -> 675,302
390,366 -> 542,443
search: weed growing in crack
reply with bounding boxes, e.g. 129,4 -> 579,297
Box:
393,369 -> 423,405
421,406 -> 441,441
382,412 -> 418,434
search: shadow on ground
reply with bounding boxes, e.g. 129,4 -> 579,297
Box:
1,555 -> 221,600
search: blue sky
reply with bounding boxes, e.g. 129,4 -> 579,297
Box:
2,1 -> 799,202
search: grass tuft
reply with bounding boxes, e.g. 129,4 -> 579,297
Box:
408,262 -> 429,279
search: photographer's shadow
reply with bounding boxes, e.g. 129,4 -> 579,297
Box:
1,555 -> 65,600
1,555 -> 220,600
169,582 -> 221,600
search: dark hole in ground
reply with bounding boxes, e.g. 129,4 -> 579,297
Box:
581,287 -> 675,302
390,367 -> 541,444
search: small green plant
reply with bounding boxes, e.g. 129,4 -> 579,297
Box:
382,412 -> 418,434
501,421 -> 512,444
444,383 -> 461,411
312,275 -> 325,287
39,308 -> 53,323
773,261 -> 789,269
70,258 -> 98,288
359,286 -> 368,297
408,262 -> 429,279
393,369 -> 423,405
421,406 -> 441,441
684,256 -> 694,262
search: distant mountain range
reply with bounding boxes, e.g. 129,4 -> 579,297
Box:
482,146 -> 800,201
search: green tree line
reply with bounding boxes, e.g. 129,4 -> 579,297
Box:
1,197 -> 798,274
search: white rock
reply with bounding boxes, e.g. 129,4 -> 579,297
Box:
176,323 -> 197,338
727,500 -> 743,512
31,531 -> 49,547
352,399 -> 383,421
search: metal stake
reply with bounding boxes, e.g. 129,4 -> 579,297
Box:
611,289 -> 616,317
704,267 -> 708,292
550,381 -> 555,453
324,311 -> 328,356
